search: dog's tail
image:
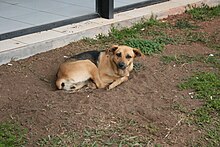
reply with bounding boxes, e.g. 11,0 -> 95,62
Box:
56,78 -> 66,90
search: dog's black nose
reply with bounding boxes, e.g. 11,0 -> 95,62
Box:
118,62 -> 126,69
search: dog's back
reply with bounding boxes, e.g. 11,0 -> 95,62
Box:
70,50 -> 103,66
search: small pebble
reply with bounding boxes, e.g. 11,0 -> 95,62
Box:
189,92 -> 194,95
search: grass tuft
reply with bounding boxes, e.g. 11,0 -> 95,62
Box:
110,26 -> 140,41
186,32 -> 209,43
153,35 -> 176,45
187,4 -> 220,20
174,19 -> 198,29
0,122 -> 27,147
124,39 -> 164,55
179,72 -> 220,100
179,72 -> 220,146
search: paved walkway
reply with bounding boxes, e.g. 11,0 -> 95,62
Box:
0,0 -> 219,65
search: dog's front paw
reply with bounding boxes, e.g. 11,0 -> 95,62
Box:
106,86 -> 110,90
107,84 -> 114,90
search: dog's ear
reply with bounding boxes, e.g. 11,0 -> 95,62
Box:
106,45 -> 118,54
133,48 -> 143,57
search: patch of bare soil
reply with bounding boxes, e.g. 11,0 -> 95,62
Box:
0,14 -> 219,146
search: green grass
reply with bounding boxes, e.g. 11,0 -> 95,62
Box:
171,102 -> 188,113
172,24 -> 219,50
143,27 -> 177,45
187,4 -> 220,20
82,16 -> 170,47
174,19 -> 199,29
142,16 -> 165,27
124,39 -> 164,55
172,30 -> 219,50
109,16 -> 168,42
37,118 -> 157,146
153,35 -> 176,45
37,132 -> 78,147
205,123 -> 220,146
161,54 -> 220,67
145,29 -> 166,37
160,55 -> 177,64
186,31 -> 209,43
179,72 -> 220,100
0,122 -> 27,147
110,26 -> 140,41
179,72 -> 220,146
207,31 -> 220,51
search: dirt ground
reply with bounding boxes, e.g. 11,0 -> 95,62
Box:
0,13 -> 219,146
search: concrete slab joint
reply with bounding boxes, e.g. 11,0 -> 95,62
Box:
0,0 -> 220,65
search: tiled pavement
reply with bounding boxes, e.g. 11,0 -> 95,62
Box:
0,0 -> 219,65
0,0 -> 95,35
0,0 -> 151,35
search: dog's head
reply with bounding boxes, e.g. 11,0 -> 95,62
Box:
106,45 -> 143,74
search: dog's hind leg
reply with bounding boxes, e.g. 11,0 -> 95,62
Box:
73,81 -> 88,90
90,69 -> 105,89
66,81 -> 89,93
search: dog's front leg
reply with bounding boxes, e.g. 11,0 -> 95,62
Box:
108,76 -> 128,90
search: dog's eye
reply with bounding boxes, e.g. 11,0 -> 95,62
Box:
126,55 -> 132,59
116,52 -> 121,57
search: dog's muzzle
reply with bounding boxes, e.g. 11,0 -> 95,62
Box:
117,62 -> 126,70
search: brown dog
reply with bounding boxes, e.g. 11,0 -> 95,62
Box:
56,59 -> 104,91
56,45 -> 143,91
